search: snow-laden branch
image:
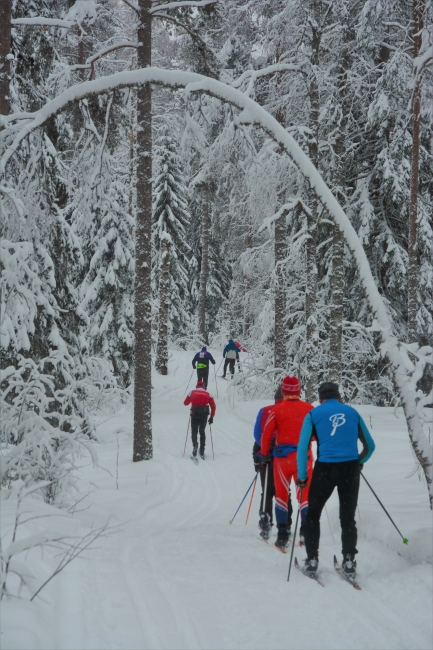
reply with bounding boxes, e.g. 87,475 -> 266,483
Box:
149,0 -> 217,12
413,45 -> 433,84
258,199 -> 311,235
1,66 -> 431,502
11,17 -> 74,28
232,63 -> 305,92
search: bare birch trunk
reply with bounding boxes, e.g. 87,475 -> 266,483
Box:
198,201 -> 209,342
305,5 -> 320,402
407,0 -> 424,343
274,210 -> 287,370
133,0 -> 153,461
0,0 -> 12,117
155,241 -> 170,375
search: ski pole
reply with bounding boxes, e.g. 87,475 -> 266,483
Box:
245,472 -> 258,524
213,365 -> 219,398
229,474 -> 258,524
287,488 -> 303,582
182,416 -> 191,456
262,463 -> 269,515
210,425 -> 215,460
185,369 -> 194,396
361,473 -> 408,544
216,358 -> 223,377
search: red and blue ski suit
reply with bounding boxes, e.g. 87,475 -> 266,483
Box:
261,396 -> 314,528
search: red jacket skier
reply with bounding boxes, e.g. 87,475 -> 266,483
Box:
184,380 -> 216,460
261,376 -> 313,549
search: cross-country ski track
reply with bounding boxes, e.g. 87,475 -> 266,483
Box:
3,351 -> 432,650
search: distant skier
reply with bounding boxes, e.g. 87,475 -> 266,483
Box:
184,379 -> 216,460
192,346 -> 215,389
252,385 -> 293,541
297,382 -> 375,577
261,376 -> 313,550
222,339 -> 239,378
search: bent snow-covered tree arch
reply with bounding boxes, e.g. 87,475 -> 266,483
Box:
2,68 -> 431,505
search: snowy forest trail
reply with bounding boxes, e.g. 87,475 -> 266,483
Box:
4,351 -> 432,650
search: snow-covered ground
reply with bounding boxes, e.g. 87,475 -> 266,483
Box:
2,350 -> 432,650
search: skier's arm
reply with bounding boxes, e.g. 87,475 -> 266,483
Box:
253,408 -> 263,445
209,396 -> 216,417
260,411 -> 276,456
297,413 -> 315,480
192,353 -> 198,368
184,393 -> 192,406
358,416 -> 375,464
223,344 -> 228,356
209,353 -> 216,364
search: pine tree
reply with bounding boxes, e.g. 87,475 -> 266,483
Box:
152,127 -> 192,372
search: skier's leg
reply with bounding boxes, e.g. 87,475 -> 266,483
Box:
204,367 -> 209,389
223,358 -> 229,377
190,416 -> 199,455
198,414 -> 207,456
229,359 -> 235,376
303,461 -> 336,559
265,460 -> 275,524
336,460 -> 360,556
273,457 -> 292,547
296,452 -> 313,543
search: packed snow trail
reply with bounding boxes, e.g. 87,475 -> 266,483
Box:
3,351 -> 432,650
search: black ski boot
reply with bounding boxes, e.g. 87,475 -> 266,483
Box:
342,553 -> 357,576
274,525 -> 290,550
299,523 -> 305,547
199,450 -> 205,460
258,513 -> 272,540
192,447 -> 198,457
303,557 -> 319,575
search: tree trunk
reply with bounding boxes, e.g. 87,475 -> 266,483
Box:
198,201 -> 209,342
304,4 -> 320,402
133,0 -> 153,462
155,241 -> 170,375
274,210 -> 287,370
244,223 -> 252,337
0,0 -> 12,117
407,0 -> 424,343
329,29 -> 350,385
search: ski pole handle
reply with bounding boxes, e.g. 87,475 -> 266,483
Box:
229,474 -> 258,524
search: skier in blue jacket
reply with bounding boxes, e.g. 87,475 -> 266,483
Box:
222,339 -> 239,378
296,382 -> 375,577
192,347 -> 215,389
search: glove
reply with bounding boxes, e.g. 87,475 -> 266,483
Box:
360,463 -> 364,471
261,455 -> 271,465
254,461 -> 260,473
208,417 -> 213,425
296,477 -> 308,488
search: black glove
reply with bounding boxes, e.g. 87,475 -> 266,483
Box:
254,461 -> 260,473
360,463 -> 364,471
296,477 -> 308,489
261,455 -> 271,465
208,417 -> 213,425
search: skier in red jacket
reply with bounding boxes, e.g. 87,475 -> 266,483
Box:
261,376 -> 313,550
184,380 -> 216,460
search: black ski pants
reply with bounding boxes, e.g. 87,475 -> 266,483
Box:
259,462 -> 293,528
223,358 -> 235,376
196,366 -> 209,389
304,459 -> 360,559
191,412 -> 208,454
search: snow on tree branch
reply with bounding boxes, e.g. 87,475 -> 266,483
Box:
149,1 -> 218,13
232,63 -> 305,97
11,17 -> 74,28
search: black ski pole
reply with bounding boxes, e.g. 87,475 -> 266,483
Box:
183,416 -> 191,456
213,364 -> 219,398
185,369 -> 194,396
229,474 -> 258,524
287,488 -> 303,582
361,473 -> 408,544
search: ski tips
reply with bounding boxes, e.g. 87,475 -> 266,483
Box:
403,537 -> 409,545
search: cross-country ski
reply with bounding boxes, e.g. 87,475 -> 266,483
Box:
2,1 -> 432,648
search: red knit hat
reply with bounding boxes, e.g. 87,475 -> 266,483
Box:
196,380 -> 205,388
281,375 -> 300,394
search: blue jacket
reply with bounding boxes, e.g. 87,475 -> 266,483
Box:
297,399 -> 375,480
223,340 -> 239,357
192,350 -> 216,368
